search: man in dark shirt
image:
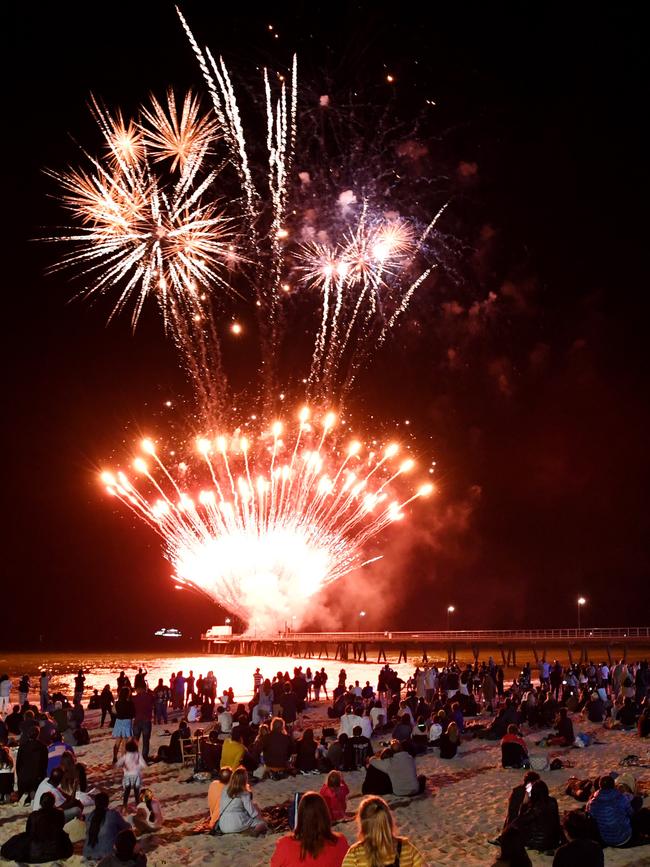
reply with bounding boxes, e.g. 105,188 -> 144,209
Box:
279,684 -> 298,726
503,770 -> 540,828
552,809 -> 603,867
132,686 -> 154,760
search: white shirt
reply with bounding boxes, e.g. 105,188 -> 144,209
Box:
32,779 -> 66,811
351,686 -> 362,697
218,711 -> 233,733
339,713 -> 363,737
370,706 -> 385,728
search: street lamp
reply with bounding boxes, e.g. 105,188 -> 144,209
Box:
577,597 -> 586,630
358,610 -> 366,636
447,605 -> 455,631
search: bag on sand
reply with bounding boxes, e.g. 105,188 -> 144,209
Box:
64,816 -> 87,843
529,755 -> 548,771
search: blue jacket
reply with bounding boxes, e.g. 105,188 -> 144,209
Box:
587,787 -> 632,846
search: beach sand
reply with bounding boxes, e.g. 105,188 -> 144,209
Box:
1,704 -> 649,867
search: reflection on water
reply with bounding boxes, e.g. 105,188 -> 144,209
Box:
0,651 -> 418,703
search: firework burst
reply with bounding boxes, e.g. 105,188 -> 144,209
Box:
100,407 -> 434,633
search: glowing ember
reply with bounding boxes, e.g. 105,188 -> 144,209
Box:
101,408 -> 433,633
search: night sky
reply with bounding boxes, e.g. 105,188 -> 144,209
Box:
4,3 -> 648,648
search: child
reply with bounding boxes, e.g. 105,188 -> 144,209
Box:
117,739 -> 146,811
319,770 -> 349,821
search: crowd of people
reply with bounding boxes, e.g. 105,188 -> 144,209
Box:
0,654 -> 647,864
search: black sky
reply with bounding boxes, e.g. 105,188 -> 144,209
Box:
3,3 -> 648,648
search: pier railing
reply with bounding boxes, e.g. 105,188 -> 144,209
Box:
202,626 -> 650,643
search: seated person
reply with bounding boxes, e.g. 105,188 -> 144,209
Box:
503,771 -> 540,828
363,741 -> 425,796
295,728 -> 318,773
586,774 -> 633,847
346,726 -> 372,770
319,770 -> 350,822
326,733 -> 348,770
84,791 -> 130,859
552,809 -> 604,867
261,717 -> 294,771
208,767 -> 232,830
47,731 -> 74,776
216,767 -> 266,835
5,705 -> 23,736
618,697 -> 638,729
584,693 -> 606,723
131,788 -> 163,834
33,766 -> 82,820
158,719 -> 191,763
549,708 -> 574,746
199,730 -> 222,772
501,724 -> 529,769
512,779 -> 561,852
391,713 -> 412,743
97,828 -> 147,867
216,706 -> 233,737
439,721 -> 460,759
220,728 -> 246,769
0,791 -> 73,863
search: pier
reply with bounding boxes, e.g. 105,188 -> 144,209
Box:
200,626 -> 650,666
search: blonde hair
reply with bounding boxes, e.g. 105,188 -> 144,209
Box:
326,770 -> 342,788
226,766 -> 250,798
271,716 -> 286,733
447,721 -> 459,743
357,796 -> 398,867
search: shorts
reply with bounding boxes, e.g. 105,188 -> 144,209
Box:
113,718 -> 133,739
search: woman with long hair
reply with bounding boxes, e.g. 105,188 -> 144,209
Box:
216,766 -> 267,835
439,720 -> 459,759
59,749 -> 87,796
112,688 -> 136,764
132,787 -> 164,834
83,791 -> 129,859
511,779 -> 561,852
342,796 -> 426,867
271,791 -> 348,866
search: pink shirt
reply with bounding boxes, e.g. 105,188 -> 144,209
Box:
319,782 -> 350,821
271,834 -> 349,867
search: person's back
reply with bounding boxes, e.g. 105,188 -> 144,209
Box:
552,837 -> 603,867
372,749 -> 419,796
84,806 -> 130,859
220,736 -> 245,769
218,787 -> 260,834
26,799 -> 72,863
587,777 -> 632,846
264,729 -> 292,768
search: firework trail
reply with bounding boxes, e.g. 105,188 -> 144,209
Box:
101,407 -> 433,633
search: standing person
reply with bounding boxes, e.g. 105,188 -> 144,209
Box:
271,791 -> 349,866
153,678 -> 170,724
253,668 -> 263,695
100,685 -> 115,728
320,668 -> 329,700
305,667 -> 314,701
39,671 -> 50,712
18,674 -> 30,707
132,685 -> 154,762
0,675 -> 11,714
113,688 -> 136,764
342,796 -> 426,866
173,672 -> 185,710
186,670 -> 196,705
117,739 -> 146,812
313,670 -> 323,702
205,670 -> 217,705
117,671 -> 132,693
133,668 -> 147,691
73,670 -> 86,704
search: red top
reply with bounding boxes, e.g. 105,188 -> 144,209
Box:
271,833 -> 349,867
319,782 -> 350,821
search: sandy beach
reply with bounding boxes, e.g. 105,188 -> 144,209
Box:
1,694 -> 649,867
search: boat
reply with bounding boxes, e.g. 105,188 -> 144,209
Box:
154,627 -> 183,638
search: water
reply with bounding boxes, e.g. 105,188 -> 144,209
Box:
0,651 -> 418,704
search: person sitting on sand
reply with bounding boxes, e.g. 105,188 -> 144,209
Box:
364,741 -> 425,797
548,707 -> 574,746
0,746 -> 15,803
97,828 -> 147,867
271,791 -> 349,866
131,788 -> 163,834
327,732 -> 348,771
216,766 -> 267,835
501,724 -> 529,769
59,749 -> 88,797
391,713 -> 412,744
295,728 -> 318,774
262,717 -> 295,773
617,696 -> 638,729
586,774 -> 633,847
0,790 -> 73,863
583,692 -> 606,723
342,795 -> 425,867
511,779 -> 561,852
5,704 -> 23,736
208,766 -> 232,830
33,766 -> 82,820
320,770 -> 350,822
552,810 -> 603,867
47,730 -> 74,776
220,727 -> 247,769
502,771 -> 541,828
439,720 -> 460,759
157,718 -> 191,763
490,825 -> 531,867
84,791 -> 130,859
